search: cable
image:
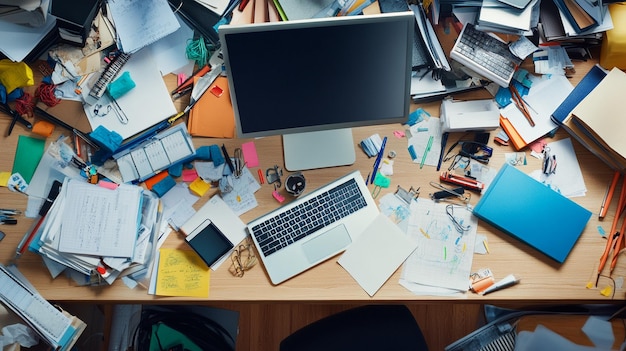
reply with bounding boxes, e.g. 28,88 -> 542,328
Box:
130,309 -> 235,351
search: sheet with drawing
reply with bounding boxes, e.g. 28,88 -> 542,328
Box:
401,198 -> 478,292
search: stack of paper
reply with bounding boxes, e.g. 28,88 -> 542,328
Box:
0,264 -> 86,351
558,67 -> 626,171
29,177 -> 161,286
499,74 -> 574,150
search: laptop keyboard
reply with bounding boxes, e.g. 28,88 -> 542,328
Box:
450,23 -> 521,87
251,178 -> 367,257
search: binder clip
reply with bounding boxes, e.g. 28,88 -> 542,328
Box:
542,147 -> 557,175
394,185 -> 419,205
266,165 -> 283,187
429,181 -> 471,204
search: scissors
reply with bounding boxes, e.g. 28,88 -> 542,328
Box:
1,102 -> 32,136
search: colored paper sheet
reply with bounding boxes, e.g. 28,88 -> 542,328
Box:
241,141 -> 259,168
0,172 -> 9,187
12,135 -> 45,184
189,177 -> 211,197
182,169 -> 198,182
156,248 -> 210,298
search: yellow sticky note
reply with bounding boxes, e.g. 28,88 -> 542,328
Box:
600,285 -> 613,297
156,248 -> 210,298
0,172 -> 10,187
189,177 -> 211,196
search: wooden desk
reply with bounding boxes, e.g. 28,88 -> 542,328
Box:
0,56 -> 623,305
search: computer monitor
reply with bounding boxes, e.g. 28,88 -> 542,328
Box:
219,12 -> 414,171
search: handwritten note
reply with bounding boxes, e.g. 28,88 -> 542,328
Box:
156,248 -> 210,297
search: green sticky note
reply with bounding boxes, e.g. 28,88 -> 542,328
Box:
12,135 -> 45,184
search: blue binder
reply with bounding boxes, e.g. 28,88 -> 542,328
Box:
551,65 -> 607,125
473,164 -> 592,263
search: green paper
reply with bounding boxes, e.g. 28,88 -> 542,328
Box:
12,135 -> 45,184
149,323 -> 202,351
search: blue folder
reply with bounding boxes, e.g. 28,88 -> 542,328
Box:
473,164 -> 592,263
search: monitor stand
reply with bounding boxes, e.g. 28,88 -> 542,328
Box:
283,128 -> 356,171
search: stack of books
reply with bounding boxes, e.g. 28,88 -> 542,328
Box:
50,0 -> 102,46
552,66 -> 626,171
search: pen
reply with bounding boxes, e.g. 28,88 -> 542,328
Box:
171,64 -> 211,96
420,136 -> 434,169
610,210 -> 626,274
480,274 -> 520,295
184,66 -> 222,114
600,171 -> 620,219
113,111 -> 185,155
436,132 -> 448,171
370,136 -> 387,183
222,144 -> 235,173
596,176 -> 626,285
239,0 -> 250,11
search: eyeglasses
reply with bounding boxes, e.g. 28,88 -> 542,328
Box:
228,237 -> 257,277
448,154 -> 470,172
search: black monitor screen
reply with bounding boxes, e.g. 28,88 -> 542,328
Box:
220,12 -> 414,138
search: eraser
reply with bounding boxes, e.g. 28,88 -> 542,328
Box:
151,175 -> 176,197
107,71 -> 136,100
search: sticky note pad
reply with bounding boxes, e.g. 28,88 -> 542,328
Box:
182,169 -> 198,182
12,135 -> 45,184
241,141 -> 259,167
189,177 -> 211,196
0,172 -> 10,187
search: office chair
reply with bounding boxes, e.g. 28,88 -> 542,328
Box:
279,304 -> 429,351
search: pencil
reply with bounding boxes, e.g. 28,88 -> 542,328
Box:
509,84 -> 535,127
600,171 -> 620,219
596,176 -> 626,285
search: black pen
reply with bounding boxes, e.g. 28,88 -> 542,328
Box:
436,132 -> 449,171
222,144 -> 235,173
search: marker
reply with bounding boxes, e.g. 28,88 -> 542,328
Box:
481,274 -> 520,295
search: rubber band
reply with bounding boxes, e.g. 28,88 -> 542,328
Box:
14,92 -> 33,117
35,82 -> 60,107
185,37 -> 209,67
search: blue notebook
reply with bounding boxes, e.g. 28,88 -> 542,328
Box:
473,164 -> 592,263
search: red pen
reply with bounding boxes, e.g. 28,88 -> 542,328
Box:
258,169 -> 265,184
239,0 -> 250,11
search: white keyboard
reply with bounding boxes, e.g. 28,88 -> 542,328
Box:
450,23 -> 521,87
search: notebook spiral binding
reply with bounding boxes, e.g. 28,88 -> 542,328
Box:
86,52 -> 132,104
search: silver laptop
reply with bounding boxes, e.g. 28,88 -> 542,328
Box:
247,170 -> 379,284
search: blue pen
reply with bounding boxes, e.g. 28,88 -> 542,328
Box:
370,137 -> 387,183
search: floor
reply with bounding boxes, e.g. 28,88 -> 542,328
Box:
55,302 -> 486,351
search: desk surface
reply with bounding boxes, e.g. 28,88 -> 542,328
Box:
0,55 -> 623,304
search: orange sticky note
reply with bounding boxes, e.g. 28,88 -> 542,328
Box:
144,171 -> 169,190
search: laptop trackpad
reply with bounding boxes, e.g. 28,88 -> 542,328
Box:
302,225 -> 352,264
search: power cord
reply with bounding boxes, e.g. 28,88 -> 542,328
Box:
129,309 -> 235,351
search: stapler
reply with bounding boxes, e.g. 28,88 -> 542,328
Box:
440,171 -> 484,193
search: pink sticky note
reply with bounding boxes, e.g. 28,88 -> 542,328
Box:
182,169 -> 198,182
241,141 -> 259,168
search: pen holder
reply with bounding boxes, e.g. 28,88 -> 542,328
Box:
285,173 -> 306,197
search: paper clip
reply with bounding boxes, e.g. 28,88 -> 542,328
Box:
372,185 -> 382,199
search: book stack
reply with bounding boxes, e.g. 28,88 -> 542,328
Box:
552,66 -> 626,171
552,0 -> 604,34
50,0 -> 101,46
